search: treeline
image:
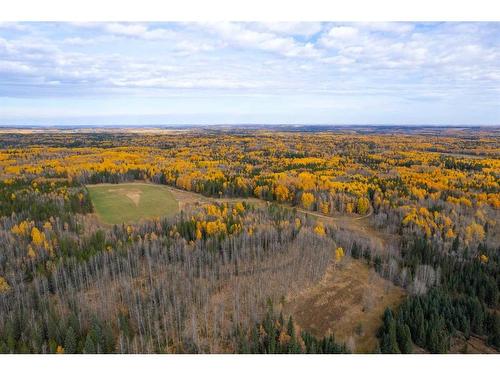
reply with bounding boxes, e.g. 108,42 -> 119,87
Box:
0,178 -> 92,220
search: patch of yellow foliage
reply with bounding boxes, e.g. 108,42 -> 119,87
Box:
313,222 -> 326,236
0,276 -> 10,294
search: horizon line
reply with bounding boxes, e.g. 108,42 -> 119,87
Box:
1,124 -> 499,128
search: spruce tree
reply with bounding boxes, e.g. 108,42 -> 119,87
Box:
380,309 -> 400,353
64,327 -> 77,354
84,334 -> 96,354
396,323 -> 413,354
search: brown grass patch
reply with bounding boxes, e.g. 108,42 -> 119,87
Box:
166,187 -> 212,210
106,187 -> 142,206
283,258 -> 405,353
124,191 -> 141,206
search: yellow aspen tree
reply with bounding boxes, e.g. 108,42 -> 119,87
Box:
298,172 -> 316,190
27,245 -> 36,259
357,197 -> 370,215
31,227 -> 45,247
301,192 -> 315,209
234,202 -> 245,213
335,247 -> 345,262
0,276 -> 10,294
275,184 -> 290,202
11,220 -> 30,236
313,222 -> 326,236
465,222 -> 485,244
43,221 -> 53,231
294,218 -> 301,229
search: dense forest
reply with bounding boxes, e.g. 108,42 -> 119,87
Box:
0,128 -> 498,353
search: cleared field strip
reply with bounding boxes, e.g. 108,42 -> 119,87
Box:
87,183 -> 178,224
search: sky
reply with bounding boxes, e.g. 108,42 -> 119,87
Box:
0,22 -> 499,126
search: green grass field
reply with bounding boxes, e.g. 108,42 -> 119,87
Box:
87,183 -> 179,224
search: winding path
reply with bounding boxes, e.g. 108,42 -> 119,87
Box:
166,186 -> 395,252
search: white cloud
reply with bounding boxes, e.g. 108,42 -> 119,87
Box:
0,60 -> 34,74
316,22 -> 500,85
103,23 -> 175,40
257,22 -> 323,37
62,36 -> 97,45
110,77 -> 264,89
319,26 -> 361,49
0,22 -> 30,31
0,21 -> 498,117
327,26 -> 359,39
104,23 -> 148,37
356,22 -> 415,34
200,22 -> 323,58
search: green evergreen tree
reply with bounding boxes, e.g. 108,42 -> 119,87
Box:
413,305 -> 426,347
396,323 -> 413,354
487,313 -> 500,349
380,309 -> 400,353
84,334 -> 96,354
48,338 -> 57,354
0,340 -> 9,354
287,316 -> 295,338
90,319 -> 103,353
64,327 -> 77,354
102,324 -> 115,353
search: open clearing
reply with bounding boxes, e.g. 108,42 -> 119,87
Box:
87,183 -> 178,224
283,258 -> 405,353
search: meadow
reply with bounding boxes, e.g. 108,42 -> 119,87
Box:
87,183 -> 178,224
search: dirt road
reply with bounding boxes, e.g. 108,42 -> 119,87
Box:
166,185 -> 396,252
